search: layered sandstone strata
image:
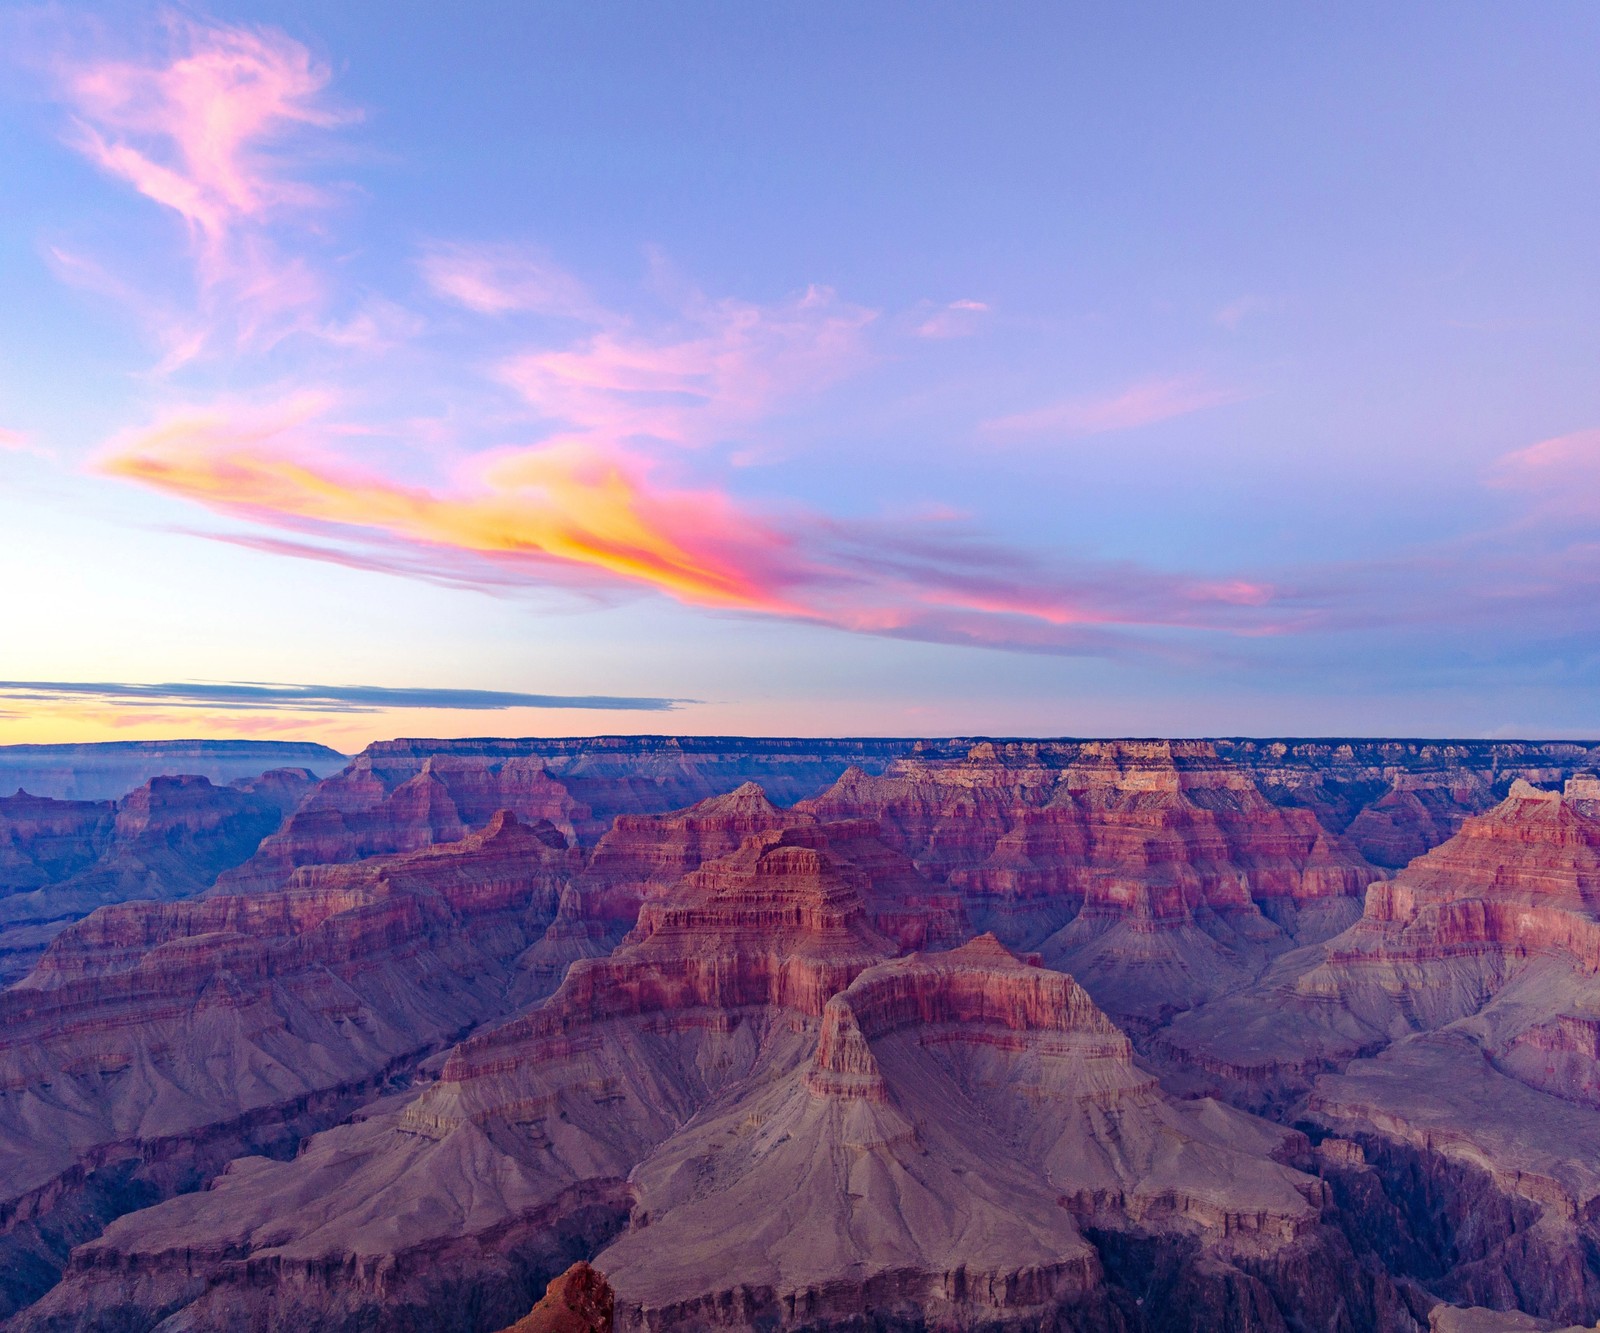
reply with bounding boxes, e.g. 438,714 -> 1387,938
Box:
0,769 -> 318,983
1155,777 -> 1600,1323
21,829 -> 1406,1332
0,811 -> 578,1320
803,740 -> 1379,1023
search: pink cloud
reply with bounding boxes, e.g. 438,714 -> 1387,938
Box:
0,428 -> 54,462
46,15 -> 359,361
913,298 -> 990,339
1215,296 -> 1270,331
419,243 -> 604,320
982,374 -> 1250,438
58,16 -> 348,264
1488,429 -> 1600,515
95,394 -> 1295,656
498,284 -> 877,449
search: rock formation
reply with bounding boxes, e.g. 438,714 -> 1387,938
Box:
1158,776 -> 1600,1323
495,1262 -> 614,1333
17,826 -> 1406,1332
803,740 -> 1379,1025
0,810 -> 578,1320
0,769 -> 318,983
7,735 -> 1600,1331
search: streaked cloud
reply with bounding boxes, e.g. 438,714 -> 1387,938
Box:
419,242 -> 604,320
497,283 -> 876,450
95,393 -> 1296,655
0,680 -> 686,713
982,373 -> 1249,438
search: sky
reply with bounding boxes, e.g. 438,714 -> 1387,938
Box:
2,1 -> 1598,749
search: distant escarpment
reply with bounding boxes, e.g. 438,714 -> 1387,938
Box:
0,740 -> 345,802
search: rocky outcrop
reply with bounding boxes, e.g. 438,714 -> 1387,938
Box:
218,753 -> 589,893
222,740 -> 922,895
802,740 -> 1379,1025
496,1263 -> 615,1333
0,811 -> 578,1320
1155,778 -> 1600,1324
0,769 -> 319,984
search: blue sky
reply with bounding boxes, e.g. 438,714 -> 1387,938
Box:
2,2 -> 1598,747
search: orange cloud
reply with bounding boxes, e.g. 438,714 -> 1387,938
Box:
982,374 -> 1249,437
98,397 -> 806,613
96,395 -> 1294,654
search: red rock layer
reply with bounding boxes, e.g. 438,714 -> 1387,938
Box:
458,819 -> 958,1080
0,811 -> 578,1235
0,770 -> 319,984
516,793 -> 965,1004
803,740 -> 1374,940
220,754 -> 587,893
1159,776 -> 1600,1120
572,781 -> 793,929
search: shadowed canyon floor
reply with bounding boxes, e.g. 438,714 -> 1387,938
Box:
3,736 -> 1600,1332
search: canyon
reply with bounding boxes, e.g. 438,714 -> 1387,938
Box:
2,734 -> 1598,1332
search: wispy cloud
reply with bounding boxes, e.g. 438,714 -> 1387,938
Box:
982,373 -> 1249,438
0,680 -> 686,713
95,393 -> 1296,655
57,14 -> 348,267
45,13 -> 359,361
1214,296 -> 1270,331
0,428 -> 53,462
1487,428 -> 1600,517
419,242 -> 605,320
913,298 -> 989,339
497,283 -> 876,450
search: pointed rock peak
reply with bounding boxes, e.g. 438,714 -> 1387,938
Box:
481,808 -> 522,836
493,1262 -> 614,1333
948,931 -> 1022,965
694,781 -> 780,815
474,809 -> 569,851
